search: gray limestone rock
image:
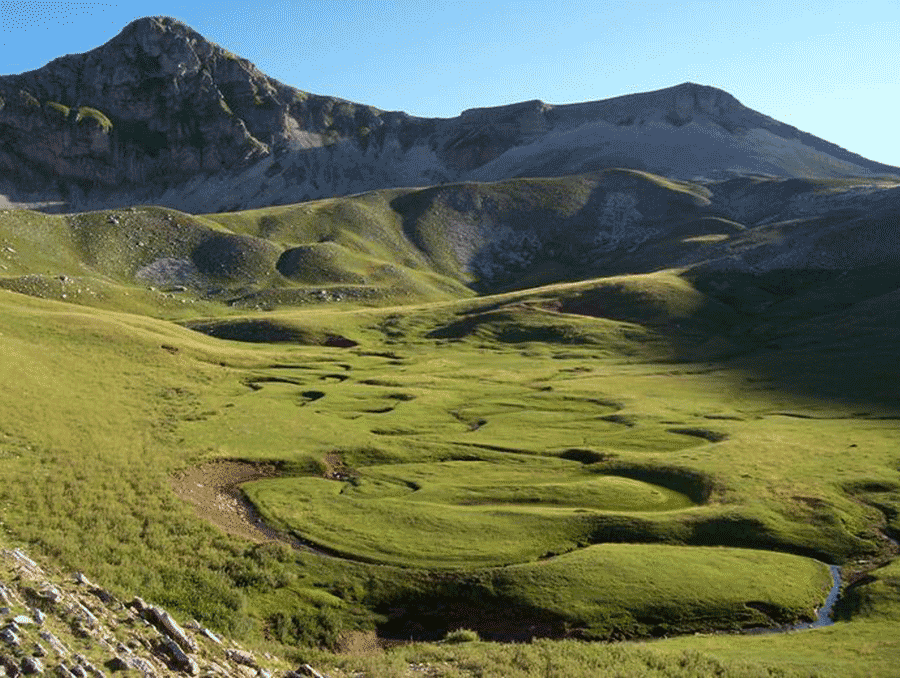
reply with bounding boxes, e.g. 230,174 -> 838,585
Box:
2,550 -> 44,581
159,637 -> 198,675
70,656 -> 103,678
1,625 -> 21,647
38,631 -> 69,658
225,649 -> 256,667
144,606 -> 197,654
71,575 -> 93,588
19,657 -> 42,675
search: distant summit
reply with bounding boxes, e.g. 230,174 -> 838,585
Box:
0,17 -> 897,213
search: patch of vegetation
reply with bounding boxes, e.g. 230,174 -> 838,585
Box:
18,89 -> 40,109
244,457 -> 697,568
45,100 -> 70,119
75,106 -> 113,132
443,628 -> 480,643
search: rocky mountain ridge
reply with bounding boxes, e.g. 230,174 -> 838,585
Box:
1,16 -> 897,214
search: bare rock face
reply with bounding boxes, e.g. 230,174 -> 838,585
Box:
0,17 -> 280,187
0,16 -> 413,204
0,17 -> 898,215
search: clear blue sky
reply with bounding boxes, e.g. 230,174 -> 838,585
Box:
1,0 -> 898,166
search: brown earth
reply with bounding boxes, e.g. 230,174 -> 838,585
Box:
170,460 -> 303,548
170,459 -> 360,561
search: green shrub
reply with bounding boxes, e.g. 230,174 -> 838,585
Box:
19,89 -> 40,109
75,106 -> 112,132
46,101 -> 70,119
267,607 -> 347,649
443,628 -> 480,644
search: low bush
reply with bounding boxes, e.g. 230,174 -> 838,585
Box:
443,628 -> 480,644
76,106 -> 113,132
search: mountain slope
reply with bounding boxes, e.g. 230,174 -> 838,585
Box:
0,16 -> 897,214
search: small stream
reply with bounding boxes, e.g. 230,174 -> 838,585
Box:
791,565 -> 843,631
744,564 -> 842,635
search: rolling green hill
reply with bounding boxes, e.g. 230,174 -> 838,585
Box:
1,170 -> 899,677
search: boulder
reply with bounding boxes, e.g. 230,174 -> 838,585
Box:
224,649 -> 256,667
128,600 -> 197,654
158,637 -> 198,675
19,657 -> 42,675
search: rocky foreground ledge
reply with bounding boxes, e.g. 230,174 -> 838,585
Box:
0,547 -> 327,678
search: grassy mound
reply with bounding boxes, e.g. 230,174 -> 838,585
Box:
554,270 -> 738,332
492,544 -> 831,638
190,232 -> 280,282
243,457 -> 697,568
276,242 -> 369,284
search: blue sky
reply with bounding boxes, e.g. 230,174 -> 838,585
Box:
1,0 -> 898,166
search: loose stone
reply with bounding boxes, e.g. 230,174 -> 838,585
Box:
20,657 -> 43,675
225,649 -> 257,667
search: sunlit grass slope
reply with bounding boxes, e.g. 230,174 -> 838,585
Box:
1,271 -> 899,673
244,458 -> 696,568
1,171 -> 900,676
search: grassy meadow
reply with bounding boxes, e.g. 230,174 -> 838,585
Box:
1,172 -> 899,676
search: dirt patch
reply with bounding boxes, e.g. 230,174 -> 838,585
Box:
323,453 -> 355,481
170,460 -> 307,549
170,459 -> 383,562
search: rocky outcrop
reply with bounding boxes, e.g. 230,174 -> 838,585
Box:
1,17 -> 898,214
0,15 -> 437,211
0,547 -> 327,678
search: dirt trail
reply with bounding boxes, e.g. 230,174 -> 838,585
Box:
170,460 -> 323,553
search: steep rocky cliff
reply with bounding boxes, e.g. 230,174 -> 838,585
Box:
0,16 -> 410,204
1,16 -> 898,214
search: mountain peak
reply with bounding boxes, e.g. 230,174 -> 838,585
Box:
635,81 -> 745,122
0,18 -> 897,215
110,15 -> 202,52
118,15 -> 203,41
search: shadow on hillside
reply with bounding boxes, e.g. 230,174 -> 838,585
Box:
430,262 -> 900,412
685,265 -> 900,412
184,318 -> 358,347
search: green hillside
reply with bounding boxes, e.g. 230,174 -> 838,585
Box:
1,171 -> 899,677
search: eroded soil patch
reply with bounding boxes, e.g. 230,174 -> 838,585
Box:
170,460 -> 304,549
